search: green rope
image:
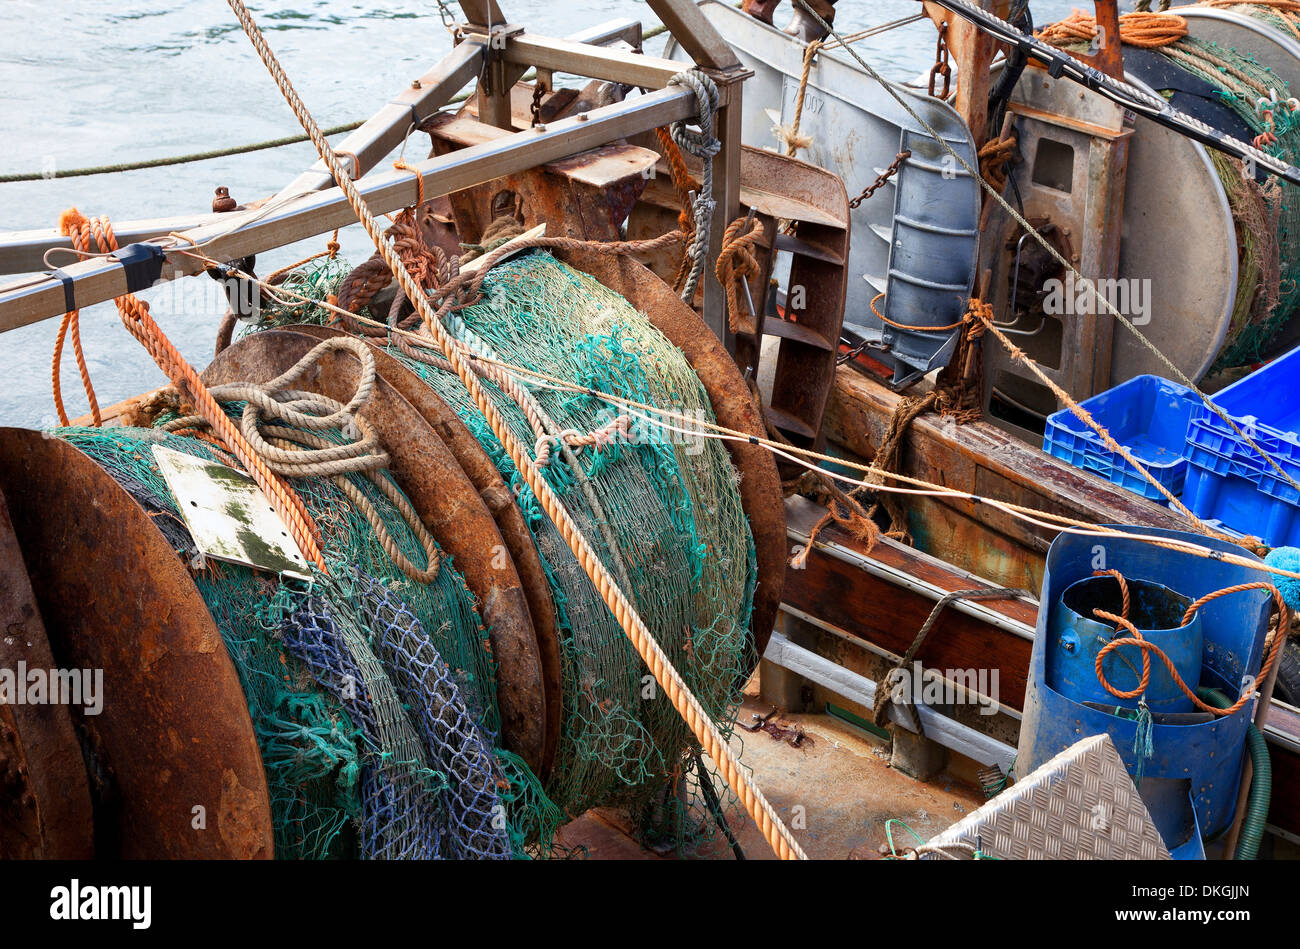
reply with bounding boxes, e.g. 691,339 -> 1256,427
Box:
0,121 -> 368,183
1,7 -> 698,186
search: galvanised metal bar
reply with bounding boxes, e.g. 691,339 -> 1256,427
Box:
0,85 -> 701,332
0,18 -> 645,277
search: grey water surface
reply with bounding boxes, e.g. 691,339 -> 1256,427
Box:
0,0 -> 1075,426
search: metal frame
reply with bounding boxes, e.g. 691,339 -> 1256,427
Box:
0,0 -> 749,344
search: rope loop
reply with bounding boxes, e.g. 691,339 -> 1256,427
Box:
666,70 -> 721,304
164,335 -> 441,583
1091,576 -> 1290,717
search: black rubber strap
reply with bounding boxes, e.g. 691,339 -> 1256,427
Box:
48,269 -> 76,313
388,101 -> 422,131
112,242 -> 167,294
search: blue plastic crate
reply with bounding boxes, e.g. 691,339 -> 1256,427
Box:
1043,375 -> 1199,500
1181,460 -> 1300,548
1188,343 -> 1300,482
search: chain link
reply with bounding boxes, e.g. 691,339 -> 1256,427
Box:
435,0 -> 457,33
849,149 -> 911,209
927,21 -> 951,98
530,82 -> 545,128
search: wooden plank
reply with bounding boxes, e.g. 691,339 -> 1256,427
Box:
504,33 -> 742,103
0,86 -> 701,332
427,114 -> 659,185
645,0 -> 744,71
783,498 -> 1035,709
948,2 -> 1001,148
824,367 -> 1188,566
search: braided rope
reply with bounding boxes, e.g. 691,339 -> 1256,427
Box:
715,216 -> 764,335
56,207 -> 329,572
774,39 -> 822,157
666,70 -> 721,304
224,0 -> 806,860
1094,581 -> 1289,715
164,335 -> 441,583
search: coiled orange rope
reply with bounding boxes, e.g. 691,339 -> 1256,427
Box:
1093,580 -> 1289,716
1038,11 -> 1189,49
54,207 -> 329,574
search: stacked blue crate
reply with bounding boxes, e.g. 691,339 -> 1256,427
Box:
1181,345 -> 1300,547
1043,375 -> 1199,501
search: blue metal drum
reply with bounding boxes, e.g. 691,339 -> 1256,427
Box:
1047,574 -> 1203,715
1020,526 -> 1273,855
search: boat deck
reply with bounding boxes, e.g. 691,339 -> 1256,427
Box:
557,684 -> 985,859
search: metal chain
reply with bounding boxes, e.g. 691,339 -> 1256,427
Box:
849,149 -> 911,209
530,81 -> 545,128
928,21 -> 952,99
435,0 -> 458,33
837,335 -> 871,365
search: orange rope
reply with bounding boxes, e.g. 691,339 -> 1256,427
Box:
52,213 -> 110,427
1093,610 -> 1153,700
869,291 -> 970,332
714,216 -> 765,334
1095,568 -> 1132,621
56,207 -> 329,574
1093,581 -> 1289,716
392,159 -> 424,210
1038,10 -> 1189,49
656,126 -> 698,294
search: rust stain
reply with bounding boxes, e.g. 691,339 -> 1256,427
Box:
218,768 -> 272,860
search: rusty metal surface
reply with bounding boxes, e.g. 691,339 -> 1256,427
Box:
426,105 -> 655,245
0,487 -> 94,858
0,703 -> 44,859
552,246 -> 786,658
202,333 -> 548,773
0,428 -> 272,858
267,324 -> 563,777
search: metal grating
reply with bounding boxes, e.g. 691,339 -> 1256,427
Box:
924,734 -> 1171,859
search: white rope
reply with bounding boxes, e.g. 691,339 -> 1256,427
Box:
666,70 -> 721,303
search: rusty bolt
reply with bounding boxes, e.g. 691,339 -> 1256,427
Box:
412,80 -> 422,89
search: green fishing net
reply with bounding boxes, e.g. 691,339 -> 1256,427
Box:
56,415 -> 556,858
1158,35 -> 1300,371
258,250 -> 758,854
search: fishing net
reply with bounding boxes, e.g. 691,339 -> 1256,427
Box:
56,416 -> 553,858
258,250 -> 758,854
1043,23 -> 1300,371
1158,35 -> 1300,370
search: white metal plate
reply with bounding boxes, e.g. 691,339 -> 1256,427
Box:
924,733 -> 1171,859
154,445 -> 311,581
